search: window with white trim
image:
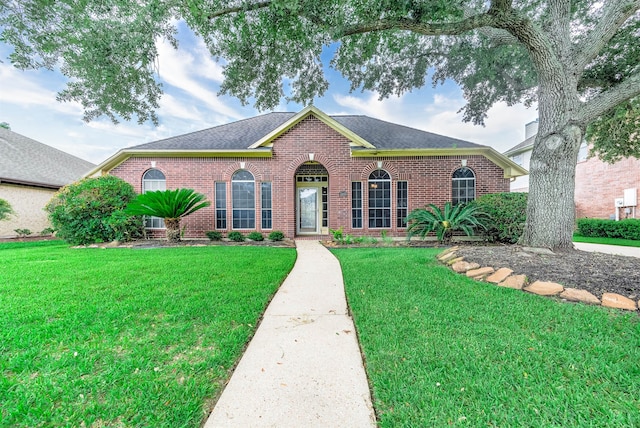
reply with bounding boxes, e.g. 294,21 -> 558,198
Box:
142,169 -> 166,228
215,182 -> 227,229
368,170 -> 391,228
261,182 -> 272,229
351,182 -> 363,229
232,170 -> 255,229
396,181 -> 408,228
452,167 -> 475,205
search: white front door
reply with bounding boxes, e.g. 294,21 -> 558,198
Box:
297,187 -> 319,234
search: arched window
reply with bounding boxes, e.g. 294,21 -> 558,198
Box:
142,169 -> 166,228
368,169 -> 391,228
232,170 -> 255,229
452,167 -> 475,205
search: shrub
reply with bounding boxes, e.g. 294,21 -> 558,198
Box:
228,231 -> 245,242
0,198 -> 13,221
473,192 -> 528,244
247,231 -> 264,241
14,229 -> 32,237
206,231 -> 223,241
40,227 -> 55,236
407,202 -> 488,244
46,176 -> 144,245
268,231 -> 285,241
576,218 -> 640,240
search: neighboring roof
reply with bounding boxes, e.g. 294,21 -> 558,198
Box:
88,106 -> 527,178
0,128 -> 95,189
504,135 -> 535,156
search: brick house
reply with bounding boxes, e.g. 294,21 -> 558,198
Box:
89,106 -> 525,239
505,120 -> 640,219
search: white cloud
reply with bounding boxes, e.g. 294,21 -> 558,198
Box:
156,40 -> 242,121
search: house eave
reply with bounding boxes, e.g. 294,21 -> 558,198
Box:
0,177 -> 62,190
85,148 -> 272,177
351,147 -> 528,178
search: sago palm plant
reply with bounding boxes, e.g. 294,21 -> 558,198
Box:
125,188 -> 210,242
406,202 -> 489,244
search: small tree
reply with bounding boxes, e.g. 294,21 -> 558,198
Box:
0,198 -> 13,221
46,176 -> 144,245
125,188 -> 211,242
407,202 -> 488,245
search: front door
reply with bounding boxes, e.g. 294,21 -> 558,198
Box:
297,187 -> 319,234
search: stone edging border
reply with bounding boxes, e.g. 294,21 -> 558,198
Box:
437,246 -> 639,312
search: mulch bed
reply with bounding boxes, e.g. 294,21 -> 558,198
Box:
456,245 -> 640,300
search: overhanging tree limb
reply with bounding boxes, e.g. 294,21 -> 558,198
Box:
578,72 -> 640,125
573,0 -> 640,72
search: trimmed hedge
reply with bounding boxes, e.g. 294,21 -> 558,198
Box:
576,218 -> 640,240
472,192 -> 528,244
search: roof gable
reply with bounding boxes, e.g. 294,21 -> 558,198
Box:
249,105 -> 375,149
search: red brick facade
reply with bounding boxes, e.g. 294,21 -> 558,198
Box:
575,155 -> 640,219
110,116 -> 510,239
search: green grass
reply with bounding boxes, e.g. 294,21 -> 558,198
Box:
573,234 -> 640,247
0,241 -> 296,427
333,247 -> 640,427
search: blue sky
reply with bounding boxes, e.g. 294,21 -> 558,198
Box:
0,24 -> 538,164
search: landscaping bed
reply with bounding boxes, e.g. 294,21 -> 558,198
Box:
456,245 -> 640,300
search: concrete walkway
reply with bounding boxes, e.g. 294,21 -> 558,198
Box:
204,240 -> 376,427
574,242 -> 640,258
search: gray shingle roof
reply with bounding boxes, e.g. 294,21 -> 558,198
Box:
130,112 -> 484,151
504,135 -> 535,155
0,128 -> 96,188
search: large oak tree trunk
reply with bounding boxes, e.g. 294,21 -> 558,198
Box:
519,80 -> 583,249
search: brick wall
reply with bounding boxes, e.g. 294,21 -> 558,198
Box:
575,156 -> 640,219
111,116 -> 510,239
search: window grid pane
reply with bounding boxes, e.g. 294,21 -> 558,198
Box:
396,181 -> 408,228
351,182 -> 362,229
261,182 -> 272,230
142,169 -> 166,229
215,182 -> 227,230
232,171 -> 255,229
368,173 -> 391,228
452,168 -> 476,205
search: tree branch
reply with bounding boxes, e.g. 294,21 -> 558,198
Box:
207,1 -> 272,20
578,72 -> 640,125
339,13 -> 500,38
573,0 -> 640,72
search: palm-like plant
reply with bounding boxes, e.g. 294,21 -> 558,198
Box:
125,188 -> 211,242
406,202 -> 489,244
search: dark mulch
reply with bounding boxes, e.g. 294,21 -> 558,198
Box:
456,245 -> 640,300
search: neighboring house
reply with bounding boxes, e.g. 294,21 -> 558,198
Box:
0,128 -> 95,238
505,120 -> 640,219
88,106 -> 526,239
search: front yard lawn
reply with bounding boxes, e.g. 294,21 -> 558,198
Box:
333,247 -> 640,427
0,241 -> 296,427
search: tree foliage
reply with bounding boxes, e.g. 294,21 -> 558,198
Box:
125,188 -> 210,242
0,198 -> 13,221
45,176 -> 143,245
587,97 -> 640,163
